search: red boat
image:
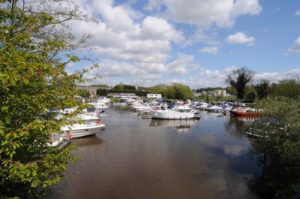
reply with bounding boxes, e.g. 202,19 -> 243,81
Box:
231,107 -> 263,116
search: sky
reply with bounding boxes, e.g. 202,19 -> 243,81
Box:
64,0 -> 300,88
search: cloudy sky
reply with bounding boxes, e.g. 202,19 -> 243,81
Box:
65,0 -> 300,88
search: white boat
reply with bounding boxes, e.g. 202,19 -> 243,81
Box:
48,133 -> 69,149
61,114 -> 106,139
89,102 -> 109,109
88,97 -> 110,109
206,105 -> 224,112
196,102 -> 209,110
151,105 -> 199,120
131,101 -> 151,112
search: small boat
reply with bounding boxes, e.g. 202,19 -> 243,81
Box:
151,105 -> 199,120
48,133 -> 70,149
206,105 -> 224,112
231,107 -> 263,116
61,114 -> 106,139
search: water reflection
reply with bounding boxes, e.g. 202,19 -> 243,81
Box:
149,119 -> 199,133
50,108 -> 259,199
71,136 -> 103,147
224,116 -> 260,139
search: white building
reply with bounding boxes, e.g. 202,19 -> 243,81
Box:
147,93 -> 162,99
199,89 -> 227,97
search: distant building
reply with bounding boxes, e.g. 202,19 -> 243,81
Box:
213,89 -> 227,97
147,93 -> 162,99
77,86 -> 97,98
198,89 -> 227,97
77,85 -> 111,98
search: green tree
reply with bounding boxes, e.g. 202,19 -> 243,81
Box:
149,84 -> 166,94
0,0 -> 87,197
248,97 -> 300,198
165,85 -> 176,99
113,84 -> 124,92
244,86 -> 257,103
226,67 -> 254,100
255,80 -> 270,99
173,83 -> 193,100
96,88 -> 109,96
272,79 -> 300,100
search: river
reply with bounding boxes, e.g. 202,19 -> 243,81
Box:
49,107 -> 259,199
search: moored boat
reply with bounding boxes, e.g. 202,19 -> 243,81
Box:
151,105 -> 199,120
231,107 -> 263,116
61,114 -> 106,139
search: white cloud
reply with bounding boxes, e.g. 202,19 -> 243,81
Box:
84,53 -> 198,86
182,66 -> 300,88
295,9 -> 300,16
139,16 -> 183,42
227,32 -> 255,46
146,0 -> 262,28
254,69 -> 300,82
199,46 -> 219,55
183,29 -> 220,48
287,36 -> 300,53
67,0 -> 183,60
167,54 -> 198,75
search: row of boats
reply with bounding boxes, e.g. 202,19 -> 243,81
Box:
49,97 -> 263,148
49,98 -> 111,147
127,100 -> 263,119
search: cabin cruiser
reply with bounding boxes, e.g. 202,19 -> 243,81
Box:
231,107 -> 263,116
206,105 -> 224,112
61,114 -> 106,139
196,102 -> 209,110
88,97 -> 110,109
151,105 -> 199,120
131,101 -> 151,112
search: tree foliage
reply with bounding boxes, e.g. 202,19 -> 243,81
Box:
248,97 -> 300,198
272,79 -> 300,100
254,80 -> 270,99
0,0 -> 87,197
112,83 -> 137,93
226,67 -> 254,100
149,83 -> 193,100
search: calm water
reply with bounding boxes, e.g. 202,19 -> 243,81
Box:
50,108 -> 259,199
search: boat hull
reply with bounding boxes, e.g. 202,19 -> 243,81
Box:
151,110 -> 196,120
62,124 -> 106,139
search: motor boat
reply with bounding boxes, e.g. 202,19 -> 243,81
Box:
151,105 -> 199,120
206,105 -> 224,112
231,107 -> 263,116
61,114 -> 106,139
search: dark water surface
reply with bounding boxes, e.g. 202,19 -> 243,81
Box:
50,108 -> 259,199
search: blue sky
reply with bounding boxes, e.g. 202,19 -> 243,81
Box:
66,0 -> 300,88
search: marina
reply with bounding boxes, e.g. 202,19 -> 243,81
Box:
49,107 -> 259,199
1,0 -> 300,197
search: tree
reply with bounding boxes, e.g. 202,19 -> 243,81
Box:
165,85 -> 176,99
247,97 -> 300,198
272,79 -> 300,100
0,0 -> 87,197
149,84 -> 193,100
255,80 -> 270,99
149,84 -> 166,94
226,67 -> 254,100
173,83 -> 193,100
244,86 -> 257,103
